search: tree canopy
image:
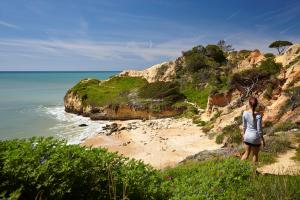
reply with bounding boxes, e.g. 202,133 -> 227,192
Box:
269,40 -> 293,55
217,40 -> 234,52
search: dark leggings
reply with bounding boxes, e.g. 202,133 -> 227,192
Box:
244,142 -> 261,147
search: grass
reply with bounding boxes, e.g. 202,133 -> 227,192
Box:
250,174 -> 300,200
173,102 -> 198,118
162,157 -> 300,200
258,135 -> 292,166
1,138 -> 299,199
215,123 -> 242,145
181,85 -> 211,109
162,158 -> 254,200
69,76 -> 148,106
273,121 -> 299,133
292,131 -> 300,161
286,55 -> 300,68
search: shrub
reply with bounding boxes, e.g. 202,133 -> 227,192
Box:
216,134 -> 225,144
264,121 -> 273,128
259,58 -> 282,75
192,118 -> 206,126
250,175 -> 300,200
273,121 -> 299,132
0,138 -> 166,200
181,85 -> 211,109
163,158 -> 253,200
263,135 -> 291,154
264,53 -> 275,58
216,124 -> 242,144
286,55 -> 300,68
138,81 -> 184,102
69,77 -> 148,106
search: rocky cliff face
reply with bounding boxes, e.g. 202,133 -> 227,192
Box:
203,44 -> 300,133
119,61 -> 177,83
65,43 -> 299,125
64,90 -> 184,120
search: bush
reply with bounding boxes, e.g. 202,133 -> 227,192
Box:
264,121 -> 273,128
162,158 -> 253,200
250,175 -> 300,200
138,81 -> 184,102
216,134 -> 225,144
259,58 -> 282,75
273,121 -> 299,132
216,124 -> 242,144
181,85 -> 211,109
264,53 -> 275,58
192,118 -> 206,126
263,135 -> 291,154
183,45 -> 226,72
69,77 -> 148,106
0,138 -> 166,200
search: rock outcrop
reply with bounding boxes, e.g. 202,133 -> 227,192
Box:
119,61 -> 177,83
64,91 -> 184,120
276,44 -> 300,66
204,45 -> 300,133
234,49 -> 265,72
206,92 -> 232,114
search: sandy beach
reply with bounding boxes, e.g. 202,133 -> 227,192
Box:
83,118 -> 222,169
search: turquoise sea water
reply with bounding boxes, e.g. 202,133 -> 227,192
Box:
0,71 -> 119,143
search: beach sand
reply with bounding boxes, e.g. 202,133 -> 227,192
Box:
83,118 -> 221,169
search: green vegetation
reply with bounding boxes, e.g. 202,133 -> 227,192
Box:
181,85 -> 211,109
250,174 -> 300,200
230,58 -> 282,97
163,158 -> 253,199
192,118 -> 207,126
217,40 -> 234,53
273,121 -> 299,133
259,57 -> 282,75
286,55 -> 300,68
292,132 -> 300,161
182,45 -> 226,72
215,123 -> 242,144
259,135 -> 292,166
0,138 -> 165,200
1,138 -> 299,199
138,81 -> 183,102
172,102 -> 197,118
163,157 -> 300,200
269,40 -> 293,55
264,53 -> 275,58
69,77 -> 148,106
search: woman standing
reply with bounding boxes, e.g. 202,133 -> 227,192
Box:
241,96 -> 266,162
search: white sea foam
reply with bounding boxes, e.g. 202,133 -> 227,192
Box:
39,106 -> 108,144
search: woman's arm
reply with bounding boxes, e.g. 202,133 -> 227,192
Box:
256,114 -> 265,147
242,112 -> 247,135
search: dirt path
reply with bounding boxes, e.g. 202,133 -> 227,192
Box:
258,149 -> 300,175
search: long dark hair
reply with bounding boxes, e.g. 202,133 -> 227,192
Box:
249,96 -> 258,121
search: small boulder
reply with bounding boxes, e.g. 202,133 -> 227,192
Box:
79,124 -> 88,127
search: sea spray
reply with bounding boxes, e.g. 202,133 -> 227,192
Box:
42,106 -> 108,144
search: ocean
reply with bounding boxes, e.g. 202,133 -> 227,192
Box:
0,71 -> 119,144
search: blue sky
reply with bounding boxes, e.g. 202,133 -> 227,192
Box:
0,0 -> 299,71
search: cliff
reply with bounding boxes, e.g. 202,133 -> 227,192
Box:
64,77 -> 185,120
65,43 -> 300,127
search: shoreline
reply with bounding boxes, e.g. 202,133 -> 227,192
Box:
82,117 -> 222,169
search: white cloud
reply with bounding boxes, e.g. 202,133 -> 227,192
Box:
0,36 -> 204,63
0,20 -> 20,29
